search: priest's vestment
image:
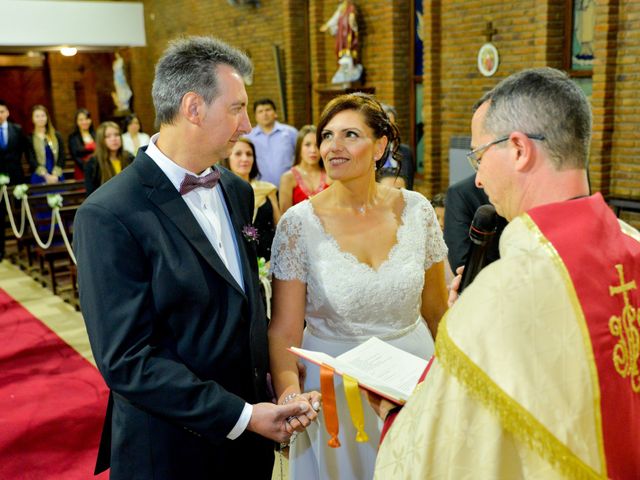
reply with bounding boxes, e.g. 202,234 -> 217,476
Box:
375,194 -> 640,479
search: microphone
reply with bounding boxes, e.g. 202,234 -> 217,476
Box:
459,204 -> 498,293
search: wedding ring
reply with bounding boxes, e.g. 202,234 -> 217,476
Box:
286,415 -> 297,424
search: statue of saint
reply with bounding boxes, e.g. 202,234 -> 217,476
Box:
321,0 -> 363,84
112,52 -> 133,113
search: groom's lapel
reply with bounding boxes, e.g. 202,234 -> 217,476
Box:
217,170 -> 256,296
135,153 -> 246,297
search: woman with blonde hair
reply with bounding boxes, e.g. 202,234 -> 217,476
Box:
26,104 -> 65,184
278,125 -> 329,214
84,121 -> 133,194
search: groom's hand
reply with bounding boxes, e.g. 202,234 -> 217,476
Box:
247,402 -> 310,443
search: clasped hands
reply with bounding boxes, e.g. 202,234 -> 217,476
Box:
278,390 -> 322,435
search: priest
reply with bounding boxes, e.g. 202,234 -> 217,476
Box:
374,68 -> 640,479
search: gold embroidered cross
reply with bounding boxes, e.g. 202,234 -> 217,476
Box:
609,264 -> 640,393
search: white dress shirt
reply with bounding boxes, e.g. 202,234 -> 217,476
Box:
145,133 -> 253,440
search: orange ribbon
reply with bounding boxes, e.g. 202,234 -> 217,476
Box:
320,363 -> 341,448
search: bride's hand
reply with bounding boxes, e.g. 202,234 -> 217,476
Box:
279,391 -> 322,432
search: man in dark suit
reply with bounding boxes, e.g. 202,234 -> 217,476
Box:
73,37 -> 315,480
444,174 -> 507,271
0,100 -> 26,261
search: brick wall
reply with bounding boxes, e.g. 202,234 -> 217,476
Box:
603,0 -> 640,225
591,0 -> 640,204
128,1 -> 411,138
109,0 -> 638,225
48,52 -> 115,140
128,0 -> 298,132
308,1 -> 411,138
419,0 -> 566,196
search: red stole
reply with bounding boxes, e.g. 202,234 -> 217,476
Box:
528,193 -> 640,478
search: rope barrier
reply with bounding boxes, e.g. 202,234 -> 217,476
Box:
0,183 -> 77,265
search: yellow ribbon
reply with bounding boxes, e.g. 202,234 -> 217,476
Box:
343,374 -> 369,443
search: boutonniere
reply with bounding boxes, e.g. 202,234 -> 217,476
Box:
242,224 -> 260,244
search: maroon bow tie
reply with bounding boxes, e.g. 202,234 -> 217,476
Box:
179,169 -> 221,195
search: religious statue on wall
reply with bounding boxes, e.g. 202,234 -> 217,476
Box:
112,52 -> 133,114
572,0 -> 596,69
321,0 -> 363,84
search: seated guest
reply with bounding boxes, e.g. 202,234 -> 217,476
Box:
121,113 -> 150,156
380,103 -> 415,190
430,192 -> 446,231
430,192 -> 454,284
84,121 -> 133,195
278,125 -> 329,214
26,105 -> 64,184
226,138 -> 281,260
68,108 -> 96,180
375,68 -> 640,479
377,167 -> 406,189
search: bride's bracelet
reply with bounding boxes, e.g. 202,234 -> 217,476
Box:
281,392 -> 300,405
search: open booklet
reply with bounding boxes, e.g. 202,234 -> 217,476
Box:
288,337 -> 428,405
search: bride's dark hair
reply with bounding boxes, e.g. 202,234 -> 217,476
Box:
316,92 -> 401,170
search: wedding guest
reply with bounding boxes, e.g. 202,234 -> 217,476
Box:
84,121 -> 133,194
121,113 -> 150,156
278,125 -> 329,214
246,99 -> 297,187
430,192 -> 446,231
68,108 -> 96,180
268,93 -> 448,480
0,99 -> 27,261
377,167 -> 406,189
227,138 -> 281,260
380,104 -> 415,190
26,105 -> 64,185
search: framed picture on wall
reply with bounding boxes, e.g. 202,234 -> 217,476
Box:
564,0 -> 596,75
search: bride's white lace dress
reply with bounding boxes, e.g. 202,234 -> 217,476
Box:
271,189 -> 447,480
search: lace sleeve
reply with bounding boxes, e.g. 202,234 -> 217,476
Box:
270,209 -> 308,282
422,197 -> 448,270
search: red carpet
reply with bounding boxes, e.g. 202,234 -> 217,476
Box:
0,288 -> 109,479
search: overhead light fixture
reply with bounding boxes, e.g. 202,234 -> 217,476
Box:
60,47 -> 77,57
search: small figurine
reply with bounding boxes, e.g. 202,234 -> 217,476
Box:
321,0 -> 363,84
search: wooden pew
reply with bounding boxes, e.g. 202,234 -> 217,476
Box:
9,182 -> 85,270
29,191 -> 85,296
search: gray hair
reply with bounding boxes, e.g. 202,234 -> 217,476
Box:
475,67 -> 591,170
152,36 -> 253,128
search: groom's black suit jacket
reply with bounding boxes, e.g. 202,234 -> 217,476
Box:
73,149 -> 273,479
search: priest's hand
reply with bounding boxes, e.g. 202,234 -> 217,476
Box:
448,266 -> 464,307
365,391 -> 399,421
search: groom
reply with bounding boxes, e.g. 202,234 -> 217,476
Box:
74,37 -> 312,479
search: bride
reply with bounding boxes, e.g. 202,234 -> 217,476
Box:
268,93 -> 448,479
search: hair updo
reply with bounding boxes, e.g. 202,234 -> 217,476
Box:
316,92 -> 400,170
